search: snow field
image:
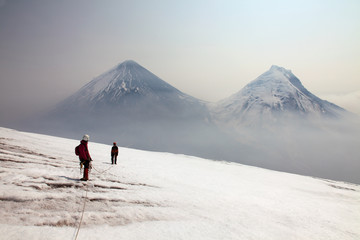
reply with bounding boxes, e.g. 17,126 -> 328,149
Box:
0,127 -> 360,240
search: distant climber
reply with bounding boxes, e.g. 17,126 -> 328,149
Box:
77,134 -> 92,181
111,142 -> 118,165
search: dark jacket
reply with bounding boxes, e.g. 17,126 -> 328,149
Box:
111,146 -> 118,156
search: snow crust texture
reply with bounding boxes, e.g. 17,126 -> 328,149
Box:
1,127 -> 360,240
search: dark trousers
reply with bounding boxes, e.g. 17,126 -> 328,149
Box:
80,159 -> 90,180
83,159 -> 90,169
111,154 -> 118,164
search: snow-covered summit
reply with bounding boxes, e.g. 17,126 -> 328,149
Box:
64,60 -> 196,107
212,65 -> 347,128
51,60 -> 209,119
269,65 -> 291,73
117,59 -> 138,66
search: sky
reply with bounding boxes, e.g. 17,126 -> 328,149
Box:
0,0 -> 360,125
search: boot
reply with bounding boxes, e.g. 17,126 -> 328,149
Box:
81,168 -> 89,181
84,168 -> 89,180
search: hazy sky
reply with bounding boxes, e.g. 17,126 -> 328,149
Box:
0,0 -> 359,125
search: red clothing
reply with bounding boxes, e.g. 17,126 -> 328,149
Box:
78,140 -> 91,161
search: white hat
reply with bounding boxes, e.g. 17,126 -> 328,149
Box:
82,134 -> 90,141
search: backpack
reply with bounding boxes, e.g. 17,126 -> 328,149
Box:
75,145 -> 80,156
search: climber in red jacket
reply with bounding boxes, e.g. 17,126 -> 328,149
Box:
78,134 -> 92,181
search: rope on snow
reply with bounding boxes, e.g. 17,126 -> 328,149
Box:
74,182 -> 89,240
72,163 -> 115,240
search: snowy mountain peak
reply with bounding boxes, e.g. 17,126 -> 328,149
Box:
52,60 -> 208,123
63,60 -> 189,107
244,65 -> 306,97
259,65 -> 293,81
270,65 -> 282,70
269,65 -> 290,73
114,59 -> 142,71
120,59 -> 138,65
213,65 -> 347,128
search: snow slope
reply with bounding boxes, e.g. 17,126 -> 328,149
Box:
1,127 -> 359,240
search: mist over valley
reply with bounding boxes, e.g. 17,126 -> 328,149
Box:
18,60 -> 360,184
